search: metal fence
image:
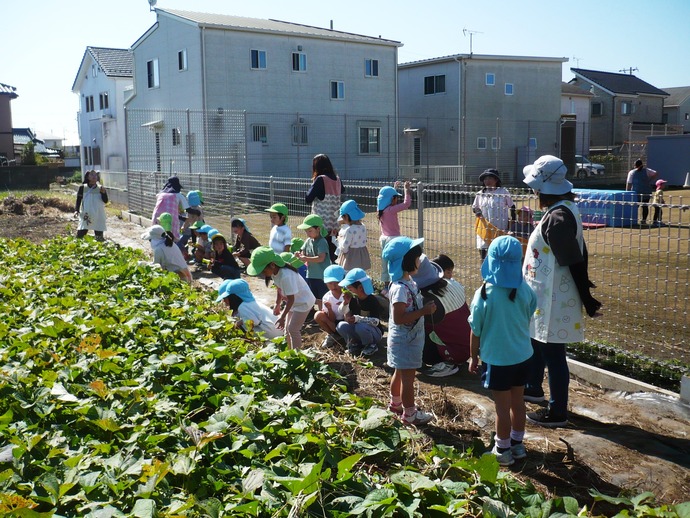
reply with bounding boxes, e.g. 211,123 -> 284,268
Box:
127,171 -> 689,375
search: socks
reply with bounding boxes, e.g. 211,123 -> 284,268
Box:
496,437 -> 512,451
403,405 -> 417,417
510,429 -> 525,445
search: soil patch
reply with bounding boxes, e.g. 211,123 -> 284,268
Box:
2,195 -> 688,509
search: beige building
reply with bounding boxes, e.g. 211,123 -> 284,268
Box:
0,83 -> 18,163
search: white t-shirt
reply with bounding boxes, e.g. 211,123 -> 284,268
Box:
237,301 -> 281,339
269,225 -> 292,253
273,267 -> 315,312
322,290 -> 345,321
152,241 -> 189,272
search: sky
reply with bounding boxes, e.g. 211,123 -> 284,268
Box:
4,0 -> 689,145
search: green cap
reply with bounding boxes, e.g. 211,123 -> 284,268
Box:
190,220 -> 204,230
265,203 -> 288,216
246,246 -> 285,276
290,237 -> 304,253
297,214 -> 328,237
158,212 -> 173,232
280,251 -> 304,269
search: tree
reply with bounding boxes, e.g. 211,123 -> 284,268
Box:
21,141 -> 37,165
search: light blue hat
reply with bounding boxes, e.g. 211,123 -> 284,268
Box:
231,218 -> 251,234
338,268 -> 374,295
481,235 -> 523,289
382,236 -> 425,282
215,278 -> 255,303
377,186 -> 403,211
187,190 -> 203,206
323,264 -> 346,284
207,228 -> 220,240
198,224 -> 213,234
339,199 -> 365,222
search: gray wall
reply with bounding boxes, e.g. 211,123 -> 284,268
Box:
647,134 -> 690,185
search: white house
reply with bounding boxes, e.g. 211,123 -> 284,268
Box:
561,82 -> 594,155
126,8 -> 402,179
398,54 -> 567,184
662,86 -> 690,134
72,47 -> 133,176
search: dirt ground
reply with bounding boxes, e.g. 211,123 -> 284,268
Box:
2,194 -> 689,511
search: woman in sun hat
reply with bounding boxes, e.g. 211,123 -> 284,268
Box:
151,176 -> 188,241
521,155 -> 602,428
468,235 -> 537,466
472,168 -> 514,260
215,279 -> 280,339
246,246 -> 315,349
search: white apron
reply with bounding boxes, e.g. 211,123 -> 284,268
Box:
77,185 -> 107,232
522,200 -> 584,344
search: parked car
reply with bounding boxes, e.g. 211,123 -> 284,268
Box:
575,154 -> 605,178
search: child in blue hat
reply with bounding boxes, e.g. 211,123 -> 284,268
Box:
216,279 -> 280,339
377,181 -> 413,294
337,268 -> 385,356
314,264 -> 347,348
336,199 -> 371,272
468,235 -> 537,466
382,236 -> 437,426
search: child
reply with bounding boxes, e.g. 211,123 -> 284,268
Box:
508,206 -> 535,240
336,199 -> 371,271
265,203 -> 292,253
294,214 -> 332,310
192,224 -> 213,265
215,279 -> 281,339
247,246 -> 315,349
75,170 -> 108,241
377,181 -> 413,295
468,235 -> 537,466
209,233 -> 241,279
651,179 -> 667,226
315,265 -> 346,348
291,238 -> 308,279
382,236 -> 437,425
231,218 -> 261,268
337,268 -> 385,357
141,224 -> 192,284
178,190 -> 204,256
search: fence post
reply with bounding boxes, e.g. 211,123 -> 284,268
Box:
269,176 -> 275,206
417,181 -> 424,239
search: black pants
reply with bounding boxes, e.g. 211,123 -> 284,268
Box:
638,194 -> 651,223
77,229 -> 104,241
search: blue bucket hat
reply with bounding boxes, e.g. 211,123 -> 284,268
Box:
481,235 -> 523,289
338,268 -> 374,295
215,279 -> 255,303
377,186 -> 403,211
339,200 -> 365,222
198,224 -> 213,234
231,218 -> 251,234
207,228 -> 220,240
323,264 -> 346,284
382,236 -> 424,282
187,190 -> 203,206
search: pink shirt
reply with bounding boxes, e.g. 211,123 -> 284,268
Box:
378,189 -> 412,237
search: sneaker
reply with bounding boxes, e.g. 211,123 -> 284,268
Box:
347,341 -> 364,356
426,361 -> 459,378
402,409 -> 434,426
527,408 -> 568,428
510,442 -> 527,460
485,445 -> 514,466
388,403 -> 403,415
523,389 -> 546,403
321,334 -> 342,348
361,343 -> 379,356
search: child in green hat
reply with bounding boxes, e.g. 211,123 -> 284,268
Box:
265,203 -> 292,254
295,214 -> 332,310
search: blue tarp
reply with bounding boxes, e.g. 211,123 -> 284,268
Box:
574,189 -> 636,228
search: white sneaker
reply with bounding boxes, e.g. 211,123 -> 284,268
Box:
361,343 -> 379,356
321,335 -> 339,348
402,409 -> 434,426
426,362 -> 459,378
484,445 -> 515,466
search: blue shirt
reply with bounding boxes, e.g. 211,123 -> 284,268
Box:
468,282 -> 536,366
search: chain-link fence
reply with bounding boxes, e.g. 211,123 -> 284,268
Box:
126,171 -> 689,376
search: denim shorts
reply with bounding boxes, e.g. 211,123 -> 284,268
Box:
387,324 -> 424,370
306,277 -> 328,300
481,357 -> 531,391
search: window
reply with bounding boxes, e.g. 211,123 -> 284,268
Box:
621,101 -> 635,115
477,137 -> 487,150
99,92 -> 109,110
485,73 -> 495,86
292,52 -> 307,72
359,126 -> 381,154
172,128 -> 181,146
504,83 -> 514,95
424,75 -> 446,95
685,113 -> 689,121
491,137 -> 501,150
91,65 -> 98,78
592,102 -> 603,116
178,49 -> 187,71
413,137 -> 421,166
85,96 -> 94,113
365,59 -> 379,77
330,81 -> 344,99
528,137 -> 538,149
250,49 -> 266,69
252,124 -> 268,144
292,123 -> 309,145
147,59 -> 159,88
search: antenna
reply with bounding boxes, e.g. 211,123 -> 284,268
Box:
619,66 -> 638,75
148,0 -> 157,11
462,28 -> 483,56
572,56 -> 581,68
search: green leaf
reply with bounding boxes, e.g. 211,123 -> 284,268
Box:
131,499 -> 156,517
336,453 -> 363,481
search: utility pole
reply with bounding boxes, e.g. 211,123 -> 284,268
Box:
619,67 -> 639,75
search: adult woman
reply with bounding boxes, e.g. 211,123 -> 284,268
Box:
472,169 -> 514,259
522,155 -> 602,427
75,170 -> 108,241
151,176 -> 189,241
305,154 -> 343,261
